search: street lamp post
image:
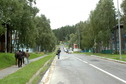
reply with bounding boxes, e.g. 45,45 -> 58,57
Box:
117,0 -> 122,59
78,27 -> 80,50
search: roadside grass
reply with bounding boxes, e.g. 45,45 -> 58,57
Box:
32,60 -> 53,84
0,52 -> 44,70
77,52 -> 126,61
0,53 -> 15,70
29,53 -> 44,59
0,53 -> 55,84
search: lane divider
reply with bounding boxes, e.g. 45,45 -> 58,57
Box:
74,57 -> 126,84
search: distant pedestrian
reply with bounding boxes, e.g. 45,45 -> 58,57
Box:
56,48 -> 61,59
17,50 -> 23,67
24,50 -> 30,64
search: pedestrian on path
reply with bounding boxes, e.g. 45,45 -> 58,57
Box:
24,50 -> 30,64
15,51 -> 19,65
17,50 -> 23,67
21,50 -> 25,64
56,48 -> 61,59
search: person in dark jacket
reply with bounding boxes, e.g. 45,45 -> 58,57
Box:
21,50 -> 25,64
17,50 -> 23,67
56,48 -> 61,59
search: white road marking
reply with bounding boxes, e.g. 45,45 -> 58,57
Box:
89,64 -> 126,84
74,57 -> 88,64
75,57 -> 126,84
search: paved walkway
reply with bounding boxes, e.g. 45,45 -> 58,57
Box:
0,55 -> 47,79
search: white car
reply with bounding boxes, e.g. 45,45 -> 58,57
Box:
68,50 -> 73,54
63,48 -> 67,52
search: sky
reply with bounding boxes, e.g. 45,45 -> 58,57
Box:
35,0 -> 122,29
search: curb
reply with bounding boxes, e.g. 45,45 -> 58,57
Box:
26,60 -> 50,84
39,56 -> 57,84
91,55 -> 126,64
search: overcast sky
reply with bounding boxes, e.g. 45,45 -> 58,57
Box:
35,0 -> 122,29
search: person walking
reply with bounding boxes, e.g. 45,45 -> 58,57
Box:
17,50 -> 23,67
24,50 -> 30,64
21,50 -> 25,64
56,48 -> 61,59
14,51 -> 19,65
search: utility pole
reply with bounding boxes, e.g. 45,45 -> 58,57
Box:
78,26 -> 80,50
117,0 -> 122,59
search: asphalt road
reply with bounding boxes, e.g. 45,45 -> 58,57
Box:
49,50 -> 126,84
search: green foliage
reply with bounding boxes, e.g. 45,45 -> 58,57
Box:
121,0 -> 126,31
53,25 -> 76,41
0,24 -> 5,35
54,0 -> 116,52
35,15 -> 57,52
71,0 -> 116,52
15,0 -> 39,48
0,0 -> 39,49
121,0 -> 126,15
69,33 -> 78,48
29,53 -> 43,59
74,21 -> 94,49
0,0 -> 56,52
90,0 -> 115,44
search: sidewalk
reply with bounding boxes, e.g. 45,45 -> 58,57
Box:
0,55 -> 47,79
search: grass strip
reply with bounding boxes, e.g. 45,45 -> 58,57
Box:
78,52 -> 126,61
0,54 -> 55,84
31,60 -> 53,84
29,53 -> 44,59
0,53 -> 15,69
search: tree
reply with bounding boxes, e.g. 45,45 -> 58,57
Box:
35,15 -> 57,52
121,0 -> 126,30
0,24 -> 5,35
69,0 -> 116,52
0,0 -> 40,50
69,33 -> 78,48
53,25 -> 76,42
0,0 -> 57,52
0,0 -> 28,52
88,0 -> 116,52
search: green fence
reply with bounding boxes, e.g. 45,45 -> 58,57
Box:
101,50 -> 113,54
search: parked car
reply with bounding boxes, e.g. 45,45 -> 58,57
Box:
68,50 -> 73,54
63,48 -> 67,52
